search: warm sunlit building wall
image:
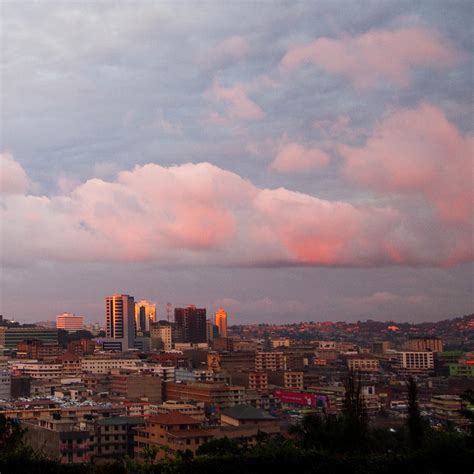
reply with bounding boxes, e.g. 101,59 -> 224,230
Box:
214,308 -> 228,338
135,300 -> 157,332
56,312 -> 84,332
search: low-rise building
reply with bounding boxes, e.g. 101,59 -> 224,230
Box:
81,357 -> 139,374
91,416 -> 145,461
134,413 -> 215,461
9,360 -> 62,379
150,400 -> 205,421
164,382 -> 245,411
22,417 -> 92,464
346,355 -> 380,372
111,372 -> 162,403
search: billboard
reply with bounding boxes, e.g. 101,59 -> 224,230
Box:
274,389 -> 328,408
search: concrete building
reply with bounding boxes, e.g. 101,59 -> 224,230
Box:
208,351 -> 256,372
111,372 -> 162,403
231,371 -> 269,392
10,375 -> 31,399
164,382 -> 245,410
1,327 -> 59,349
431,395 -> 467,427
135,300 -> 156,332
134,412 -> 214,461
150,400 -> 205,421
255,352 -> 287,372
81,357 -> 139,374
394,351 -> 434,372
405,338 -> 443,353
16,339 -> 63,359
22,417 -> 92,464
104,294 -> 136,351
346,355 -> 380,372
0,370 -> 11,400
270,338 -> 291,349
174,305 -> 207,343
9,360 -> 62,379
268,371 -> 304,390
150,323 -> 172,350
220,404 -> 278,428
56,353 -> 82,376
56,313 -> 84,332
214,308 -> 228,338
91,417 -> 145,461
67,338 -> 95,356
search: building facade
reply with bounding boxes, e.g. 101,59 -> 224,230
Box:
104,294 -> 136,351
134,300 -> 156,332
214,308 -> 228,338
56,313 -> 84,332
174,306 -> 207,343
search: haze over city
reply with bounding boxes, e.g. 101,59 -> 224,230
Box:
1,1 -> 473,324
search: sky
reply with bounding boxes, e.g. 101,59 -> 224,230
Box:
0,1 -> 473,325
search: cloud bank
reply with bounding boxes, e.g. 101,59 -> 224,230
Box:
281,27 -> 458,88
2,105 -> 472,271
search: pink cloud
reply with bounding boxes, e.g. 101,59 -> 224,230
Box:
1,154 -> 472,268
281,27 -> 459,87
0,152 -> 29,194
341,103 -> 474,225
270,142 -> 330,173
206,79 -> 264,120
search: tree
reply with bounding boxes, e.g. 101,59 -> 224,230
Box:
0,415 -> 24,452
141,445 -> 160,465
196,437 -> 246,457
342,370 -> 368,449
406,376 -> 424,449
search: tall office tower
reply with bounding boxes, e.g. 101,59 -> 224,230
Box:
174,305 -> 207,343
56,312 -> 84,332
104,294 -> 136,351
214,308 -> 228,337
135,300 -> 157,332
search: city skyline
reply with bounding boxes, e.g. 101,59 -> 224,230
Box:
1,2 -> 473,324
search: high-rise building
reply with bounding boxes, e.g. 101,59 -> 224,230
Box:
56,313 -> 84,332
103,294 -> 136,351
174,305 -> 206,343
134,300 -> 157,332
214,308 -> 228,337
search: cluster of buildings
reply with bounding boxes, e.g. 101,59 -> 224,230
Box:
0,306 -> 472,465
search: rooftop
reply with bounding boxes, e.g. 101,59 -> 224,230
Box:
97,416 -> 145,426
148,412 -> 201,425
220,404 -> 276,421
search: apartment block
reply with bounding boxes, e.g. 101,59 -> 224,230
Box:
134,413 -> 215,461
394,351 -> 434,372
81,357 -> 139,374
346,355 -> 380,372
164,382 -> 245,410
